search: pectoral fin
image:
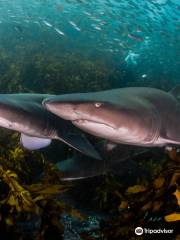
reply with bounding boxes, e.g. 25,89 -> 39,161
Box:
20,133 -> 51,150
58,133 -> 102,160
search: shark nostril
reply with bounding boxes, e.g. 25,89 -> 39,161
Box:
75,119 -> 84,124
42,99 -> 49,107
74,110 -> 81,116
43,99 -> 55,110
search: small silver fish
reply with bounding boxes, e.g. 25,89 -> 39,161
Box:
83,11 -> 91,16
54,27 -> 65,36
142,74 -> 147,78
69,21 -> 81,31
128,33 -> 144,41
43,20 -> 53,27
92,25 -> 102,31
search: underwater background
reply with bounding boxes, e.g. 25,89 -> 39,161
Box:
0,0 -> 180,239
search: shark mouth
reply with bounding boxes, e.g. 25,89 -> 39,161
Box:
72,119 -> 116,130
72,119 -> 141,144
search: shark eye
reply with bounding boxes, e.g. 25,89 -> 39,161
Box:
94,102 -> 102,108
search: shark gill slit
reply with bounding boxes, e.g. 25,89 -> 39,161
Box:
144,109 -> 161,145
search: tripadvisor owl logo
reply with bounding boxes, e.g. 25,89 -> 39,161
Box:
135,227 -> 143,235
135,227 -> 174,235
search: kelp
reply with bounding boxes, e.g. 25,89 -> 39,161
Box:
81,148 -> 180,240
0,48 -> 114,94
0,129 -> 180,239
0,129 -> 45,183
126,184 -> 147,194
0,129 -> 85,240
95,174 -> 124,213
0,166 -> 39,213
165,213 -> 180,222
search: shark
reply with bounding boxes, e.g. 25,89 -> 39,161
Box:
56,145 -> 153,181
0,93 -> 101,160
43,86 -> 180,148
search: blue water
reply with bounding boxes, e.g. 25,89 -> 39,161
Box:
0,0 -> 179,91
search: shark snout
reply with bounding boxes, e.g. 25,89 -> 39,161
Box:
43,99 -> 81,121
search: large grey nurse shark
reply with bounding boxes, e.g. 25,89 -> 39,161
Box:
43,86 -> 180,148
0,93 -> 101,160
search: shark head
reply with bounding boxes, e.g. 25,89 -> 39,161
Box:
0,99 -> 19,130
43,93 -> 157,145
0,94 -> 102,160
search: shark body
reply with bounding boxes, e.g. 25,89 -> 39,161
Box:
0,93 -> 101,160
43,86 -> 180,148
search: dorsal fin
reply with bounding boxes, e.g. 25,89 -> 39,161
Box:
170,85 -> 180,100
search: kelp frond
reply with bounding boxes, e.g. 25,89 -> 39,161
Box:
0,166 -> 39,213
83,148 -> 180,240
